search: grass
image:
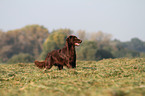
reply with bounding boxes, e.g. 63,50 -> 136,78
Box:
0,58 -> 145,96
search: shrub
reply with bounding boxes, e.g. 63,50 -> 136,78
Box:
95,49 -> 114,60
77,41 -> 98,61
7,53 -> 34,64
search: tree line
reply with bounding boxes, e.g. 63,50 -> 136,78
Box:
0,24 -> 145,63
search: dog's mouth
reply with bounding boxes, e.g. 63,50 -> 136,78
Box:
74,39 -> 82,46
75,41 -> 82,46
75,43 -> 80,46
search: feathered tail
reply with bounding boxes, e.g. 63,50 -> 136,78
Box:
34,60 -> 45,69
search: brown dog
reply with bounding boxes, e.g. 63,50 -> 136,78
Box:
35,35 -> 82,70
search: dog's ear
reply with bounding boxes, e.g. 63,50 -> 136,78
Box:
66,36 -> 71,44
66,37 -> 69,46
66,37 -> 69,42
66,36 -> 71,56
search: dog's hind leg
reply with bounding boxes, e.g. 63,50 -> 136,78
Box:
57,65 -> 63,70
45,56 -> 54,69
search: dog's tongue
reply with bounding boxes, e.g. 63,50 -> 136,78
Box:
75,43 -> 80,46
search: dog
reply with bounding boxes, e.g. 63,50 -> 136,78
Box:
35,35 -> 82,70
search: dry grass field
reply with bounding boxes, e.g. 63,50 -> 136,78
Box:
0,58 -> 145,96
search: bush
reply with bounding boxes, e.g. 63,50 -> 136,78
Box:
95,49 -> 114,60
7,53 -> 34,64
77,41 -> 98,60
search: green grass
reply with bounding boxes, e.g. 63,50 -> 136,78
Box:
0,58 -> 145,96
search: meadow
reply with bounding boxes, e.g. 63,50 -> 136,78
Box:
0,58 -> 145,96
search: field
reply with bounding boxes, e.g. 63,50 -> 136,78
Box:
0,58 -> 145,96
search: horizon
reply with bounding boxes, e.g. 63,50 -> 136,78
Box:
1,24 -> 144,42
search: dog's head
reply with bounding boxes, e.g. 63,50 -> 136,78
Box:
66,35 -> 82,46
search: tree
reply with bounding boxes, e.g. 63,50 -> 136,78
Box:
120,38 -> 145,52
52,28 -> 73,36
21,25 -> 49,58
130,38 -> 145,52
0,25 -> 49,62
89,31 -> 112,49
77,40 -> 114,61
90,31 -> 112,42
76,30 -> 86,41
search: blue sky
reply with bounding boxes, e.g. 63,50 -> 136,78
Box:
0,0 -> 145,41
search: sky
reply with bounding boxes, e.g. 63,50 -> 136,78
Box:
0,0 -> 145,41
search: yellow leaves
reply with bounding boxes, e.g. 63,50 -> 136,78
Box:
43,29 -> 68,52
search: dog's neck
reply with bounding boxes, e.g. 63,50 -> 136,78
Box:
65,43 -> 76,56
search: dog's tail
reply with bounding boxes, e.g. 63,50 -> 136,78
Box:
34,60 -> 45,69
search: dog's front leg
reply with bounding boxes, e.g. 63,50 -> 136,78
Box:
66,61 -> 72,69
66,64 -> 72,68
65,58 -> 73,69
45,56 -> 53,69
